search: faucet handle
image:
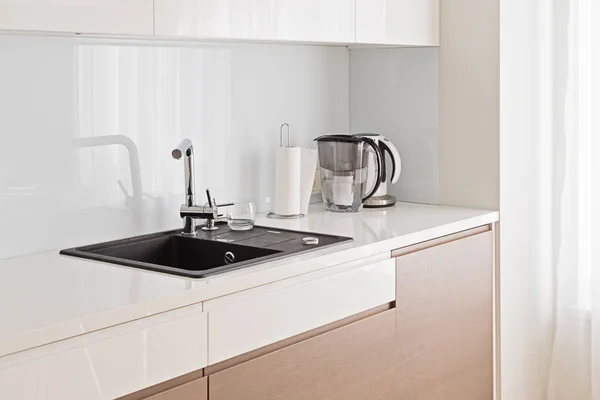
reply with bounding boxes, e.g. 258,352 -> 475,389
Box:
206,189 -> 214,208
205,188 -> 223,213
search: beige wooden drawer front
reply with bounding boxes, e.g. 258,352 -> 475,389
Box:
209,309 -> 396,400
395,230 -> 494,400
205,255 -> 395,365
145,377 -> 207,400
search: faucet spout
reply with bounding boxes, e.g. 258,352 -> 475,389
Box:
172,140 -> 228,235
172,138 -> 193,160
173,139 -> 196,235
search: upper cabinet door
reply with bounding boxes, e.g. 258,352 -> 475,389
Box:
0,0 -> 153,35
154,0 -> 274,40
271,0 -> 355,42
355,0 -> 439,46
154,0 -> 355,43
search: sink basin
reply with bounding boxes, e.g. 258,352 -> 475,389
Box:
61,225 -> 352,278
88,235 -> 281,271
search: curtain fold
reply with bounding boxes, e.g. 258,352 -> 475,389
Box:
546,0 -> 600,398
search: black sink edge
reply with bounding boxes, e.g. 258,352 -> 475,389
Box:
60,246 -> 281,278
60,226 -> 353,279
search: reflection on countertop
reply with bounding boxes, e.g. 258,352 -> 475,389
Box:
0,201 -> 498,360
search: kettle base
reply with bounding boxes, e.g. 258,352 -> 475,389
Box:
364,194 -> 397,208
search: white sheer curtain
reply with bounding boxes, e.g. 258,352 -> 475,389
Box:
546,0 -> 600,398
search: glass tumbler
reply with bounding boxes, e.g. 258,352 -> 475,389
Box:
227,201 -> 256,231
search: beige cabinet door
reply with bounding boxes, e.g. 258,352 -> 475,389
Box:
209,309 -> 396,400
395,230 -> 493,400
145,377 -> 207,400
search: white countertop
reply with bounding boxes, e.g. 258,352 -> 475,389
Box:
0,202 -> 498,358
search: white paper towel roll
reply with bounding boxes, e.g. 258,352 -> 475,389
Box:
300,148 -> 318,215
274,147 -> 302,215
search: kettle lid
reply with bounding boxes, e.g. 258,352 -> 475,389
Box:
351,133 -> 382,138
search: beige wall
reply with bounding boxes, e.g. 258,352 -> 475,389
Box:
438,4 -> 500,395
439,0 -> 499,211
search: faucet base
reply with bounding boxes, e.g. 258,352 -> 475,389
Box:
201,226 -> 219,231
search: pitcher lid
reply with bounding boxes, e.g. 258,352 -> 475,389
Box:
314,134 -> 364,143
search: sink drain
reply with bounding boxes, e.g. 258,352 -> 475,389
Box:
224,251 -> 236,264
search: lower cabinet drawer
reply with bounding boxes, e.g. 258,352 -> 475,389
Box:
206,257 -> 395,364
146,377 -> 207,400
395,230 -> 494,400
208,309 -> 396,400
0,305 -> 208,400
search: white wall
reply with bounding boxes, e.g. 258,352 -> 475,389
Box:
350,48 -> 439,204
0,35 -> 349,259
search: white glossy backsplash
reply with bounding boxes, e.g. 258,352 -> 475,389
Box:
350,48 -> 439,204
0,35 -> 349,259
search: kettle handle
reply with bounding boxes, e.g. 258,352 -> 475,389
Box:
362,137 -> 383,202
379,137 -> 402,184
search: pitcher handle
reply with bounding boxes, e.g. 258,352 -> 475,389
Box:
362,137 -> 383,202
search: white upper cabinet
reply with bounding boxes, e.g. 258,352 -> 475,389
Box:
0,1 -> 438,46
154,0 -> 274,40
355,0 -> 439,46
154,0 -> 355,43
0,0 -> 153,35
272,0 -> 355,42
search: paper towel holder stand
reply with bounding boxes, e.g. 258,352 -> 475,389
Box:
267,211 -> 305,219
268,123 -> 305,220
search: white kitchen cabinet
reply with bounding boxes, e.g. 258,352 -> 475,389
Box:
205,256 -> 395,365
272,0 -> 355,42
355,0 -> 439,46
154,0 -> 272,40
0,304 -> 208,400
154,0 -> 355,43
0,0 -> 153,35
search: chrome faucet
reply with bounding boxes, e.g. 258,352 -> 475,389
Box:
172,139 -> 223,235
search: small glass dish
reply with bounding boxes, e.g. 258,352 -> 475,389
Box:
227,201 -> 256,231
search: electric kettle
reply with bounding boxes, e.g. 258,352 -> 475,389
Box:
352,134 -> 402,208
314,134 -> 383,212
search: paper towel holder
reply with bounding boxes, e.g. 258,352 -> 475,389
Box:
269,123 -> 305,220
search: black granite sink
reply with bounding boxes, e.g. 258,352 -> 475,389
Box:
61,225 -> 352,278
